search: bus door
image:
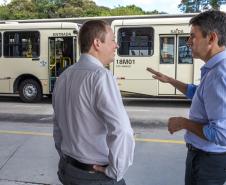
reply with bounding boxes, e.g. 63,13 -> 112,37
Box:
159,35 -> 193,95
48,36 -> 76,92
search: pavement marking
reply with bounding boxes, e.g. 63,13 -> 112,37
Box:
0,130 -> 185,144
135,137 -> 185,144
126,109 -> 151,112
13,105 -> 43,108
0,130 -> 52,136
39,116 -> 53,121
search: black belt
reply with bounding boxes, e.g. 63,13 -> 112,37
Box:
63,155 -> 107,172
186,143 -> 226,155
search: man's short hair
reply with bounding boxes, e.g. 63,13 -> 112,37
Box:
78,20 -> 110,53
189,10 -> 226,46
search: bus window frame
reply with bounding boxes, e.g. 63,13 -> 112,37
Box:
159,35 -> 175,64
178,35 -> 193,65
117,27 -> 154,57
3,30 -> 40,58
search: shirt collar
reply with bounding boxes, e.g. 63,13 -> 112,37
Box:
202,50 -> 226,70
200,50 -> 226,78
80,54 -> 104,68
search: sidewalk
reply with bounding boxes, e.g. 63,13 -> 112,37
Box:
0,98 -> 191,127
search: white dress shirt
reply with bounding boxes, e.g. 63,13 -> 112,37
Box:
53,54 -> 135,181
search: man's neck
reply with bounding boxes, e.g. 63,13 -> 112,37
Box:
88,50 -> 105,65
204,46 -> 225,62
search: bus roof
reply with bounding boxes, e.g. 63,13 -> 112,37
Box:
112,17 -> 192,26
0,22 -> 80,31
0,13 -> 197,24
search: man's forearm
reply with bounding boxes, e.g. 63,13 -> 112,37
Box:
168,117 -> 206,140
168,77 -> 188,95
183,119 -> 206,140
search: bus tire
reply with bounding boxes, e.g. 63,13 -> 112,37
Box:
19,79 -> 42,103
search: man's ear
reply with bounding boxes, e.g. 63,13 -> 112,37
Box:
93,38 -> 101,50
208,32 -> 218,45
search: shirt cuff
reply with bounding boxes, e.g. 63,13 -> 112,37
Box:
105,166 -> 122,181
203,122 -> 226,146
203,125 -> 212,142
186,84 -> 197,99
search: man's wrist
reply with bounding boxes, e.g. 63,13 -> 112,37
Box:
181,118 -> 188,130
168,77 -> 175,85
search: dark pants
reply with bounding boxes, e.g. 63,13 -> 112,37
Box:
185,149 -> 226,185
58,157 -> 126,185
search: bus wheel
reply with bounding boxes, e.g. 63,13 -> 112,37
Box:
19,79 -> 42,103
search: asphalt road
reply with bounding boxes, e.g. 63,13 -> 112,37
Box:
0,95 -> 191,128
0,120 -> 186,185
0,95 -> 192,185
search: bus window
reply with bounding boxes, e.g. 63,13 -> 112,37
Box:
160,37 -> 174,64
3,31 -> 40,58
117,27 -> 154,56
178,36 -> 193,64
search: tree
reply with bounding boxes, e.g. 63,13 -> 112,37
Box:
0,0 -> 160,20
0,2 -> 11,19
110,5 -> 145,16
210,0 -> 226,9
6,0 -> 39,19
57,5 -> 84,17
145,10 -> 165,14
32,0 -> 58,18
178,0 -> 226,13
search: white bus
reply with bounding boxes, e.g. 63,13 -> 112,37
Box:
110,16 -> 204,97
0,15 -> 204,102
0,22 -> 79,102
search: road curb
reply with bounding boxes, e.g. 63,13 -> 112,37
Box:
0,113 -> 53,124
0,113 -> 167,127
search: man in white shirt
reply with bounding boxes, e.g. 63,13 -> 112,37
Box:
53,20 -> 135,185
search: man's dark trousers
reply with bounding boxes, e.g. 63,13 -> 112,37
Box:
58,157 -> 126,185
185,149 -> 226,185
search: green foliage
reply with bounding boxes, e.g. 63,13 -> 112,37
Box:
32,0 -> 58,18
178,0 -> 226,12
0,5 -> 10,19
0,0 -> 161,20
145,10 -> 165,14
8,0 -> 39,19
110,5 -> 145,16
58,6 -> 84,18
